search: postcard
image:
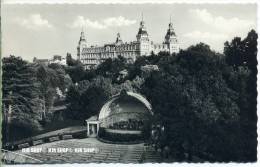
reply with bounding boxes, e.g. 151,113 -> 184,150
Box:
1,0 -> 258,166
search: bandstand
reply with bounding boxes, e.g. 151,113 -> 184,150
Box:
85,91 -> 153,142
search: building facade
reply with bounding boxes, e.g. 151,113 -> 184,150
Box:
33,55 -> 67,66
48,55 -> 67,66
77,18 -> 179,69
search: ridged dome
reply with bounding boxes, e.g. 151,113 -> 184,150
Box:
98,91 -> 153,121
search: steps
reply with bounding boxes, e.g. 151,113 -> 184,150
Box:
12,138 -> 162,164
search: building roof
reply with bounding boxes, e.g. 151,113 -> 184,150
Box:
137,20 -> 148,36
165,22 -> 177,42
137,29 -> 148,36
34,59 -> 49,62
86,115 -> 98,121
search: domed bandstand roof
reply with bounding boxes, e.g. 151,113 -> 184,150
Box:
98,91 -> 153,121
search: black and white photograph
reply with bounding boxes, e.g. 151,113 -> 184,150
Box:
0,0 -> 258,165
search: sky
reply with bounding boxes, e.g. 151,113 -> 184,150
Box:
1,3 -> 257,61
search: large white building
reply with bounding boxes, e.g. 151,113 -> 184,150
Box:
33,55 -> 67,66
77,18 -> 179,69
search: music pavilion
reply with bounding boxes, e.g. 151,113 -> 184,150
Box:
85,91 -> 153,142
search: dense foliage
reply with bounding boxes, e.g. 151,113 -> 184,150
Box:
138,31 -> 257,162
140,44 -> 252,162
2,56 -> 43,141
36,63 -> 67,111
65,76 -> 111,119
2,57 -> 73,141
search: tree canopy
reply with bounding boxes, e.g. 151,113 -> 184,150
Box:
2,56 -> 43,141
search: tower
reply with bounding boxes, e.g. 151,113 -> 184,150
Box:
136,14 -> 150,56
164,17 -> 179,54
77,29 -> 87,60
115,32 -> 123,45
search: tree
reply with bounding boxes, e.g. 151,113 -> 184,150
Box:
2,56 -> 43,142
243,30 -> 258,71
224,37 -> 244,67
65,63 -> 85,83
48,63 -> 71,92
141,43 -> 251,162
96,56 -> 128,83
224,29 -> 257,70
65,54 -> 86,82
224,30 -> 258,161
65,76 -> 112,120
65,85 -> 81,119
36,64 -> 59,112
66,53 -> 80,66
80,86 -> 109,119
